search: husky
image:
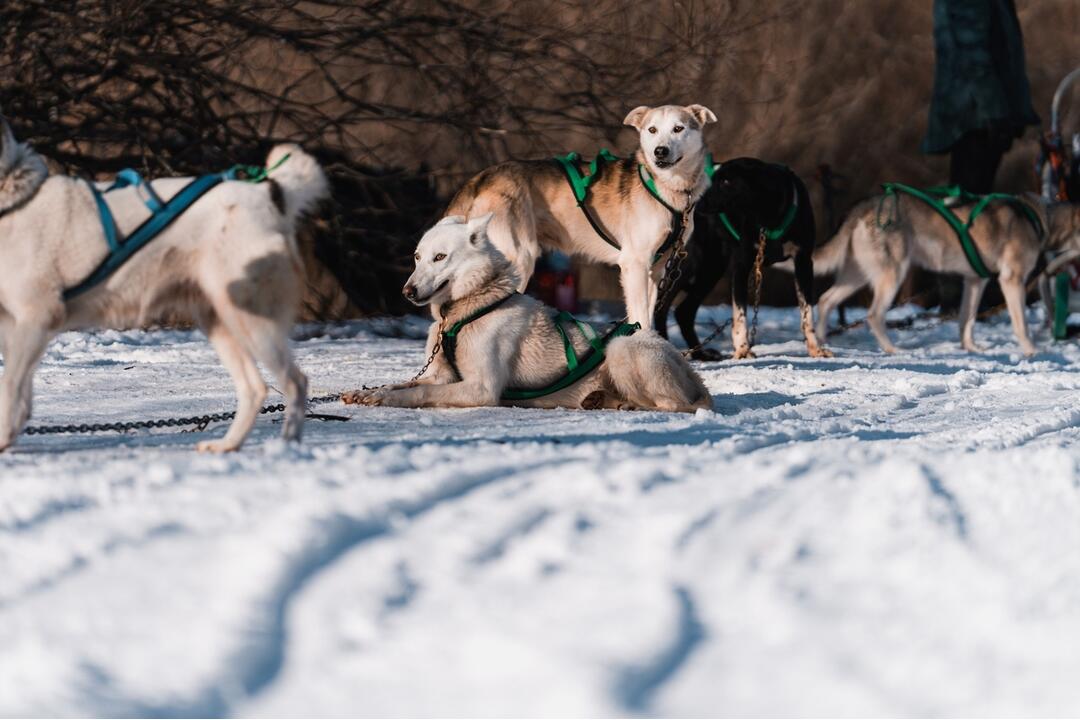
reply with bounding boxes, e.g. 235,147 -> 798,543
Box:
811,193 -> 1080,355
0,115 -> 328,451
341,214 -> 712,412
442,104 -> 716,328
654,157 -> 829,360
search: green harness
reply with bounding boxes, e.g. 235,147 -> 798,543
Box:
553,149 -> 713,263
717,178 -> 799,244
440,292 -> 640,402
877,183 -> 1044,279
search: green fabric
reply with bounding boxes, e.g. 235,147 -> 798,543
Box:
878,183 -> 1043,279
718,196 -> 797,244
922,0 -> 1039,154
1054,272 -> 1071,340
227,152 -> 292,184
439,293 -> 639,402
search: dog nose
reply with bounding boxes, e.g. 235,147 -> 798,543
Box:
654,146 -> 670,159
403,284 -> 417,300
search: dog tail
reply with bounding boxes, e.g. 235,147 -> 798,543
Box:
810,217 -> 856,277
605,331 -> 713,413
264,143 -> 330,228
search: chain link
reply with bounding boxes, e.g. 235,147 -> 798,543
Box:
654,203 -> 697,321
748,228 -> 768,350
22,392 -> 344,436
681,319 -> 732,358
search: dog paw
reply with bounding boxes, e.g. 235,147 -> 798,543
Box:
581,390 -> 607,410
196,439 -> 240,454
691,347 -> 724,362
342,388 -> 384,406
809,347 -> 834,359
732,346 -> 756,360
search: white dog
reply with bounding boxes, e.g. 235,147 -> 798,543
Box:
443,104 -> 716,328
0,115 -> 328,451
342,214 -> 712,412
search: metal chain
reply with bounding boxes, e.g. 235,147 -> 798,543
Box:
680,319 -> 732,358
22,392 -> 343,436
748,228 -> 767,349
654,202 -> 697,318
361,320 -> 446,392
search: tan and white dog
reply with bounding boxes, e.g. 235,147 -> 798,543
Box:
443,104 -> 716,328
342,214 -> 712,412
812,194 -> 1080,355
0,116 -> 328,451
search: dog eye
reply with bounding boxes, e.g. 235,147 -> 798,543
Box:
673,125 -> 684,133
413,253 -> 420,262
433,253 -> 447,262
648,126 -> 657,134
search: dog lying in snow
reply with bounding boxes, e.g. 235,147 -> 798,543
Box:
811,192 -> 1080,356
0,114 -> 328,451
342,214 -> 712,412
443,104 -> 716,328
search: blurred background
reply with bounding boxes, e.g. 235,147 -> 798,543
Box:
3,0 -> 1079,321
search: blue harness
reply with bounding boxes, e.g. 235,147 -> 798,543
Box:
65,158 -> 285,300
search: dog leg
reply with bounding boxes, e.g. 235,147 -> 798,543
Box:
1000,271 -> 1038,356
959,277 -> 990,353
620,256 -> 656,329
815,267 -> 864,340
198,322 -> 267,453
0,315 -> 54,450
675,250 -> 726,360
730,259 -> 754,359
866,267 -> 903,354
794,250 -> 832,358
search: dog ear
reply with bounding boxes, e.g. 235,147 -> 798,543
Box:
467,212 -> 494,245
686,104 -> 717,126
436,214 -> 466,226
623,106 -> 651,130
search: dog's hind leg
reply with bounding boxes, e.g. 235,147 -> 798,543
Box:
0,309 -> 57,450
866,266 -> 905,354
816,266 -> 864,341
959,277 -> 990,352
198,320 -> 268,453
794,249 -> 832,358
730,257 -> 754,359
487,202 -> 539,292
999,269 -> 1038,356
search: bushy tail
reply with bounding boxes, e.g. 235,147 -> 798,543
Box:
265,143 -> 329,227
604,331 -> 712,413
810,217 -> 857,276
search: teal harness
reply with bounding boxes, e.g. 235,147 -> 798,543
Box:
553,149 -> 712,263
440,292 -> 640,402
877,183 -> 1044,279
66,156 -> 288,300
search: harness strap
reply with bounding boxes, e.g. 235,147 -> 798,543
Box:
66,172 -> 230,300
717,179 -> 800,244
881,182 -> 1011,279
440,292 -> 640,401
107,169 -> 165,212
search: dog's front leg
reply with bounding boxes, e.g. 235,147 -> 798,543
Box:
0,315 -> 55,450
363,379 -> 501,409
730,257 -> 754,359
620,256 -> 656,328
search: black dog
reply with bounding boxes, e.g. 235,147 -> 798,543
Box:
655,157 -> 831,360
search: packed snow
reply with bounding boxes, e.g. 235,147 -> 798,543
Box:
3,304 -> 1080,716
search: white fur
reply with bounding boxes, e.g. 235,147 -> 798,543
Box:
0,115 -> 48,216
344,218 -> 712,412
445,104 -> 716,328
0,121 -> 329,452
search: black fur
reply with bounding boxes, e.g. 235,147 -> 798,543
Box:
655,157 -> 817,359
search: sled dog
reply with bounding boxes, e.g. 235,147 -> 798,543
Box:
342,214 -> 712,412
443,104 -> 716,328
812,193 -> 1080,355
0,114 -> 328,451
654,157 -> 828,360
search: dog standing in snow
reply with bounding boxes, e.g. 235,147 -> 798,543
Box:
811,193 -> 1080,355
342,214 -> 712,412
0,115 -> 328,451
443,104 -> 716,328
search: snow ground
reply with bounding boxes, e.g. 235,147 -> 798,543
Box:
3,304 -> 1080,717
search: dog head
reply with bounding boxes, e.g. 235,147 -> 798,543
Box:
0,111 -> 49,216
624,104 -> 716,177
403,213 -> 511,307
